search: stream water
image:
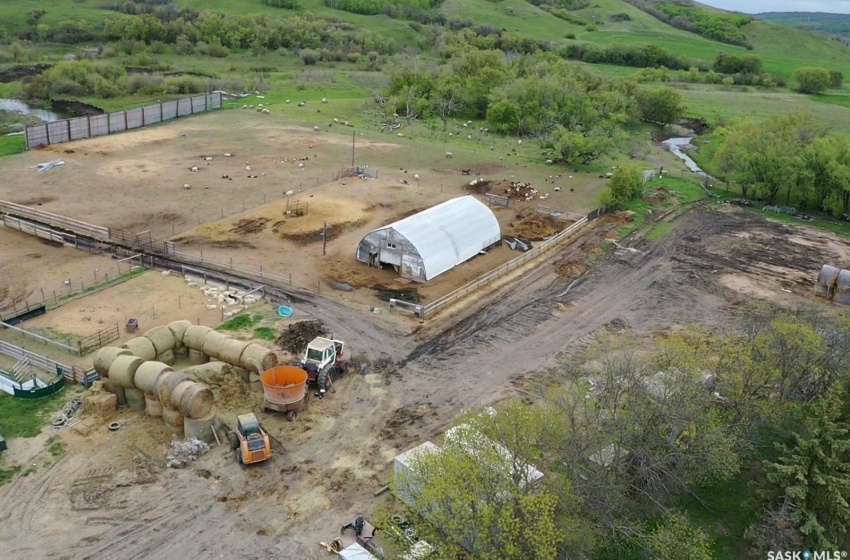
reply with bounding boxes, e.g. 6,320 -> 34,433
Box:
662,136 -> 707,177
0,98 -> 68,122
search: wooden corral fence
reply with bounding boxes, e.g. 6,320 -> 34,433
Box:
0,320 -> 118,357
24,92 -> 223,150
286,198 -> 308,216
77,324 -> 120,356
486,194 -> 509,207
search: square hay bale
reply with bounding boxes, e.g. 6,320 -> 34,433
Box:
83,391 -> 118,420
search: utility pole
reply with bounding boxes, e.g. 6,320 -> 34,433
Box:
351,129 -> 355,168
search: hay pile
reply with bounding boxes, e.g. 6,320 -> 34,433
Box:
204,366 -> 259,412
276,320 -> 327,353
508,213 -> 565,241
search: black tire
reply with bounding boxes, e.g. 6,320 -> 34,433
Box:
228,433 -> 239,450
108,421 -> 121,432
286,410 -> 297,422
234,447 -> 243,464
317,368 -> 329,392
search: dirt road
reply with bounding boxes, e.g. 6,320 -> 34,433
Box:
0,204 -> 840,559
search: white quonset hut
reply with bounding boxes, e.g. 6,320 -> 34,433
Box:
355,195 -> 501,282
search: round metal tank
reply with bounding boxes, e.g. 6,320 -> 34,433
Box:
261,366 -> 307,406
815,264 -> 841,298
835,269 -> 850,306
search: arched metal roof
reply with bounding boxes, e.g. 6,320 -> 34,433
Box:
365,196 -> 500,280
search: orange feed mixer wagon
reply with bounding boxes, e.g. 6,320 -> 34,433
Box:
260,365 -> 309,422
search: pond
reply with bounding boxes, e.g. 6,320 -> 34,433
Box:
0,98 -> 69,122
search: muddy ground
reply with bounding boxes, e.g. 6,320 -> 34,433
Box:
0,203 -> 845,559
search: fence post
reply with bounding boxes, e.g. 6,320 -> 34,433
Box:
160,102 -> 163,121
45,124 -> 51,145
66,119 -> 71,141
124,110 -> 128,131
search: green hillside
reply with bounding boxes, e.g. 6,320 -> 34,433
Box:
759,11 -> 850,40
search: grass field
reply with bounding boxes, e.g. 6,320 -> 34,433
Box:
673,85 -> 850,132
0,135 -> 25,156
0,391 -> 64,438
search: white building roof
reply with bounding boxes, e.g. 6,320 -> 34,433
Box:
370,196 -> 500,280
338,543 -> 380,560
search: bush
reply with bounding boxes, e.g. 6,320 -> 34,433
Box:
163,75 -> 204,94
600,164 -> 643,208
299,48 -> 319,65
829,70 -> 844,88
793,67 -> 831,94
609,13 -> 631,22
261,0 -> 300,7
714,52 -> 762,75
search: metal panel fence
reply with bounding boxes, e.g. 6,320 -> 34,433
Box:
25,92 -> 223,150
0,200 -> 109,239
0,340 -> 72,378
422,217 -> 590,318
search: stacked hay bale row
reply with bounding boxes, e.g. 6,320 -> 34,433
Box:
92,321 -> 278,442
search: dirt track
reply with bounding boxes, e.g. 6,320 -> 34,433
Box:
0,203 -> 844,559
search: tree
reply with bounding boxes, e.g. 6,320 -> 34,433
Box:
636,87 -> 685,126
644,513 -> 714,560
753,389 -> 850,549
391,406 -> 585,559
599,164 -> 643,207
830,70 -> 844,88
432,78 -> 464,132
792,67 -> 831,94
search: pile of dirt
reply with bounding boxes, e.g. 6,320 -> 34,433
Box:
644,188 -> 674,205
507,213 -> 566,241
230,218 -> 270,235
277,219 -> 368,245
276,320 -> 327,353
555,260 -> 588,277
465,180 -> 493,194
599,211 -> 636,226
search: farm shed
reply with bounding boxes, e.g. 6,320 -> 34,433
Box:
355,196 -> 500,282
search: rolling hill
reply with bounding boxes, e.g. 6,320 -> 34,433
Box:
759,11 -> 850,40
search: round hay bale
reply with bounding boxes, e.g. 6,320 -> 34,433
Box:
219,339 -> 250,367
183,408 -> 217,443
93,347 -> 131,377
108,355 -> 144,389
143,326 -> 176,355
103,378 -> 127,406
133,361 -> 172,394
179,383 -> 215,419
156,349 -> 176,366
157,372 -> 191,408
167,320 -> 193,345
122,337 -> 156,361
169,381 -> 195,414
188,348 -> 209,366
162,407 -> 184,429
183,325 -> 213,350
201,330 -> 230,360
240,343 -> 278,372
145,393 -> 163,417
174,345 -> 189,357
125,388 -> 146,411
